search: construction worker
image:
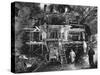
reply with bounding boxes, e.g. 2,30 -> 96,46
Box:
88,47 -> 95,67
69,49 -> 76,64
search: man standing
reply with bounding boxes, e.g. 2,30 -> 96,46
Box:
70,49 -> 76,64
88,47 -> 95,67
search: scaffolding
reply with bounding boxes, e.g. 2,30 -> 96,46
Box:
24,23 -> 86,65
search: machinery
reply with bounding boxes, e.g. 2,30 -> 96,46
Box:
23,9 -> 87,64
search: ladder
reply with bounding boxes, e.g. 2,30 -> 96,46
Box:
60,49 -> 67,64
58,36 -> 67,64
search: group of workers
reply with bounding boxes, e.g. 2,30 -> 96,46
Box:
65,45 -> 95,68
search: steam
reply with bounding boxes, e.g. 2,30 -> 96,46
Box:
15,3 -> 31,55
15,16 -> 23,53
39,3 -> 51,11
39,3 -> 45,10
18,6 -> 31,18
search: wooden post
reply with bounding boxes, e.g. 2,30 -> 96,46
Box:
30,31 -> 32,52
42,39 -> 43,56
